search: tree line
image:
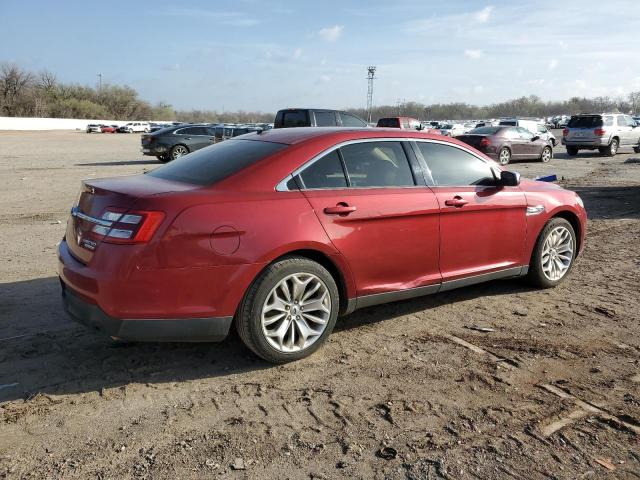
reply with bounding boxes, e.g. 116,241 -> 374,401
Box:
2,62 -> 639,123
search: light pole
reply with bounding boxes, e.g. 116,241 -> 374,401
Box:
366,66 -> 376,123
98,73 -> 102,92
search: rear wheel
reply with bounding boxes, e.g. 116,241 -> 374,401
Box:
527,218 -> 576,288
540,146 -> 552,163
170,145 -> 189,160
236,256 -> 339,363
634,146 -> 640,154
601,138 -> 618,157
498,147 -> 511,165
566,146 -> 578,156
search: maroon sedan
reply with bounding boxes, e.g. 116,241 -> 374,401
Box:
59,128 -> 586,363
457,126 -> 553,165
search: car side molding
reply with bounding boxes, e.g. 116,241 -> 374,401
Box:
347,266 -> 528,314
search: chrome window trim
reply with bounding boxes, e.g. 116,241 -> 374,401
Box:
173,127 -> 210,137
71,207 -> 113,227
276,137 -> 423,192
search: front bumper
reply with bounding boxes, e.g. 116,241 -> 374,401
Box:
61,281 -> 233,342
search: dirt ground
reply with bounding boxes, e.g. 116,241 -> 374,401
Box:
0,130 -> 639,479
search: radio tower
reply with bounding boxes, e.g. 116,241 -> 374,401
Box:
366,66 -> 377,123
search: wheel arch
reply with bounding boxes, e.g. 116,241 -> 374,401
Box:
551,209 -> 582,253
270,249 -> 353,315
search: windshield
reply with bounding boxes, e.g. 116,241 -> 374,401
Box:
148,139 -> 288,186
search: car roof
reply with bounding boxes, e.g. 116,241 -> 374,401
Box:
240,127 -> 463,146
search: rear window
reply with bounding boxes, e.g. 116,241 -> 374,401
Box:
568,116 -> 603,128
468,127 -> 502,135
499,120 -> 517,126
148,140 -> 287,186
280,110 -> 309,128
377,118 -> 401,128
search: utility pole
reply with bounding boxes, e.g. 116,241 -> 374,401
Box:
98,73 -> 102,92
366,66 -> 376,123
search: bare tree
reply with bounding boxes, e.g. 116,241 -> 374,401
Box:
0,63 -> 34,116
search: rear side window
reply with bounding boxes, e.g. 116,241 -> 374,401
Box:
416,142 -> 495,187
568,116 -> 603,128
298,151 -> 347,189
281,110 -> 309,127
148,140 -> 287,186
339,112 -> 367,127
314,111 -> 337,127
377,118 -> 400,128
340,142 -> 415,187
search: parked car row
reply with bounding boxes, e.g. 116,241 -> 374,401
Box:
86,122 -> 153,133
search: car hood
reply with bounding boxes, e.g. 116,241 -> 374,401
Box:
519,178 -> 565,192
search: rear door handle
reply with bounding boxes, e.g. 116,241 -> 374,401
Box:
323,203 -> 356,215
444,196 -> 468,208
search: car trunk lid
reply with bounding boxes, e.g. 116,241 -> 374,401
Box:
65,174 -> 196,264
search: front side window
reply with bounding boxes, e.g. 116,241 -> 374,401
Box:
339,112 -> 367,127
298,150 -> 347,189
314,111 -> 336,127
416,142 -> 496,187
340,142 -> 415,188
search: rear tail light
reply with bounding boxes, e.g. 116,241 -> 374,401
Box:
479,137 -> 490,148
91,208 -> 165,244
593,128 -> 606,136
562,128 -> 569,137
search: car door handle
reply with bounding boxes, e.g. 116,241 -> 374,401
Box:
323,203 -> 356,215
444,196 -> 468,208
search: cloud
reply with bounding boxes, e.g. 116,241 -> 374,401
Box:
318,25 -> 344,42
474,6 -> 494,23
464,49 -> 484,59
293,48 -> 303,59
575,79 -> 587,89
160,8 -> 258,27
320,75 -> 331,83
548,58 -> 558,70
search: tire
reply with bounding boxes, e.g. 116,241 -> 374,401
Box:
634,146 -> 640,154
156,155 -> 170,162
566,146 -> 578,156
170,144 -> 189,160
498,147 -> 511,165
236,256 -> 340,363
540,146 -> 552,163
527,218 -> 576,289
602,138 -> 619,157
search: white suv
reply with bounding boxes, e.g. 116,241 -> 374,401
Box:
561,113 -> 640,156
122,122 -> 150,133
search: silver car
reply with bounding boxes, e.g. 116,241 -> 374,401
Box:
561,113 -> 640,156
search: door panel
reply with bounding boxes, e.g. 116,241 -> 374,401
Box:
432,186 -> 527,280
302,188 -> 441,296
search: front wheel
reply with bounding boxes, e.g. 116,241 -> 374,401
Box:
540,146 -> 552,163
633,146 -> 640,154
527,218 -> 576,288
156,155 -> 170,162
236,256 -> 339,363
498,147 -> 511,165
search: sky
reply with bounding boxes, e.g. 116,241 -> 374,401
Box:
2,0 -> 640,112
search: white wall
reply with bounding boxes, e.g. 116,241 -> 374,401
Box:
0,117 -> 132,131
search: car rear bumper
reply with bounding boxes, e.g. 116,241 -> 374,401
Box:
61,281 -> 233,342
561,138 -> 607,147
141,145 -> 169,156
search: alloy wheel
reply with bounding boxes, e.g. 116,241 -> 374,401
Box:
499,148 -> 510,165
541,147 -> 552,162
171,145 -> 188,159
261,273 -> 331,353
610,139 -> 618,155
541,226 -> 574,281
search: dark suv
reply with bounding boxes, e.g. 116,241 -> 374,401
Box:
274,108 -> 367,128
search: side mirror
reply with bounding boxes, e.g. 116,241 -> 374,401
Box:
415,124 -> 424,131
531,135 -> 540,142
500,170 -> 521,187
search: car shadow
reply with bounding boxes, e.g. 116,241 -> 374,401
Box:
572,185 -> 640,220
0,274 -> 535,403
75,160 -> 161,166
